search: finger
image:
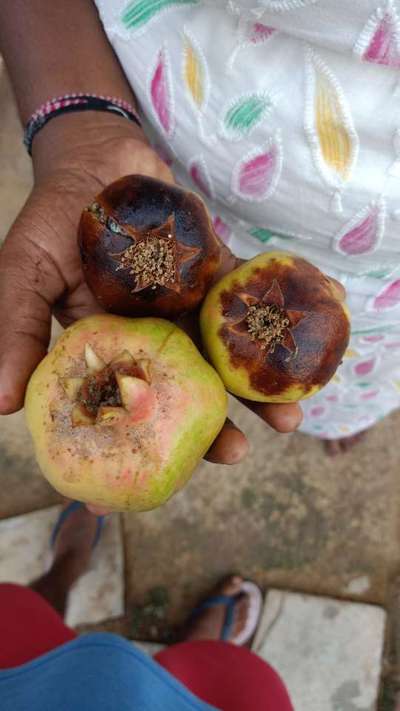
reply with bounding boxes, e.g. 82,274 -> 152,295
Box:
0,232 -> 63,414
324,439 -> 341,457
204,418 -> 249,464
240,400 -> 303,433
53,280 -> 103,328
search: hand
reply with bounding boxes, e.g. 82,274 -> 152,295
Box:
0,112 -> 302,470
0,113 -> 173,412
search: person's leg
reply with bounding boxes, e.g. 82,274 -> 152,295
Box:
323,431 -> 367,456
155,576 -> 294,711
0,504 -> 100,669
181,576 -> 250,643
31,503 -> 100,616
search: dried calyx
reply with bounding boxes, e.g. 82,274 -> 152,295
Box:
61,345 -> 152,426
117,235 -> 175,290
87,199 -> 180,293
110,214 -> 200,295
246,303 -> 290,353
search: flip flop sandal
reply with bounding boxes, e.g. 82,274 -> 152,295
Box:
191,580 -> 263,646
50,501 -> 105,550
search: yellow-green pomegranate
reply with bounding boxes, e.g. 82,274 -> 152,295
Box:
200,252 -> 350,403
25,314 -> 227,511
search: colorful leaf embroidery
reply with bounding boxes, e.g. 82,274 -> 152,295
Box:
366,267 -> 394,279
304,48 -> 359,206
248,22 -> 276,44
149,47 -> 175,137
189,156 -> 214,199
310,405 -> 325,417
354,1 -> 400,69
333,200 -> 385,256
360,389 -> 379,400
359,334 -> 385,343
354,358 -> 376,377
122,0 -> 198,30
368,279 -> 400,312
183,29 -> 209,112
325,394 -> 339,402
227,21 -> 276,72
222,93 -> 273,141
212,216 -> 231,245
385,341 -> 400,349
249,227 -> 275,243
231,133 -> 282,202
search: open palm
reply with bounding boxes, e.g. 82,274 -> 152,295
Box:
0,129 -> 302,469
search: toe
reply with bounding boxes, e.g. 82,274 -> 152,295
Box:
324,431 -> 367,456
219,575 -> 243,596
324,439 -> 341,456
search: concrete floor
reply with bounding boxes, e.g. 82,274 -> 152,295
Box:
1,65 -> 400,707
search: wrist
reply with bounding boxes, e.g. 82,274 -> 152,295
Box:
32,110 -> 150,184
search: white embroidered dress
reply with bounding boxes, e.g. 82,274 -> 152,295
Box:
95,0 -> 400,438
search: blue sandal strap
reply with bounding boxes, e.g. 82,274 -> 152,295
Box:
50,501 -> 104,550
221,598 -> 236,641
192,594 -> 234,611
190,593 -> 241,641
92,515 -> 105,549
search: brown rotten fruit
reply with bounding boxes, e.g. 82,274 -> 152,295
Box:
200,252 -> 351,403
78,175 -> 221,318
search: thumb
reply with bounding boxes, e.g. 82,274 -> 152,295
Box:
0,230 -> 63,414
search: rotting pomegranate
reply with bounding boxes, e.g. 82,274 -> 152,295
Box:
78,175 -> 222,318
200,252 -> 350,403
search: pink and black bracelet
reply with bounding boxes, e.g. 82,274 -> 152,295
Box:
23,93 -> 142,155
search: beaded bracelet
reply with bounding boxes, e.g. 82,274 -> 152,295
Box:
23,93 -> 142,155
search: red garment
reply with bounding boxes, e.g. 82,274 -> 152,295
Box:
155,642 -> 293,711
0,584 -> 293,711
0,584 -> 76,667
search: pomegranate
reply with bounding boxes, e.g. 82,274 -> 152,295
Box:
200,252 -> 350,402
25,314 -> 227,511
78,175 -> 221,318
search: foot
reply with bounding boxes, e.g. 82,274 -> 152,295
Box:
183,576 -> 251,645
51,502 -> 101,586
30,503 -> 102,616
323,431 -> 367,456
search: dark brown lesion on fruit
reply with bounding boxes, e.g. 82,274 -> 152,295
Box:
218,258 -> 350,398
78,367 -> 122,416
110,215 -> 201,295
85,194 -> 202,296
78,175 -> 222,318
246,303 -> 290,353
229,279 -> 307,360
115,224 -> 177,292
62,346 -> 153,425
